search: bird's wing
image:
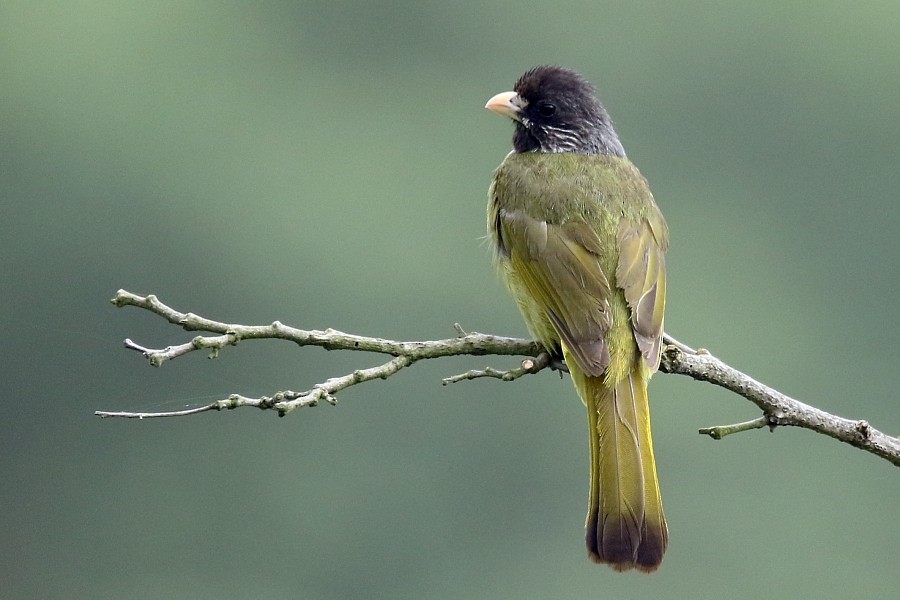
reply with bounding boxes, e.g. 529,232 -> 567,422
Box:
497,208 -> 613,377
615,212 -> 668,372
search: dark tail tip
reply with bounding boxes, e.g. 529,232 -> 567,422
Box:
586,512 -> 666,572
635,515 -> 668,571
635,536 -> 666,572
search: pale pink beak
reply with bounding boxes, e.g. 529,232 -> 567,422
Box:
485,91 -> 524,121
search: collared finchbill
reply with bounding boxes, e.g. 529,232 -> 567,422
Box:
485,66 -> 669,572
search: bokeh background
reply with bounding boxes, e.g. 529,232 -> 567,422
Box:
2,2 -> 898,599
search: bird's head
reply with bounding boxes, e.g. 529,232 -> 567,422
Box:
485,65 -> 625,157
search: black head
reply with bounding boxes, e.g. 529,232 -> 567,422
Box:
485,66 -> 625,156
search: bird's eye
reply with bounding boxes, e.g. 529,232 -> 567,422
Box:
536,102 -> 557,118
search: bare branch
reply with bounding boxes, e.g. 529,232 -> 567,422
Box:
110,289 -> 539,363
102,289 -> 900,467
659,345 -> 900,467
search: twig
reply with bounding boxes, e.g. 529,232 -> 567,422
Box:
100,289 -> 900,467
442,351 -> 554,384
699,416 -> 771,439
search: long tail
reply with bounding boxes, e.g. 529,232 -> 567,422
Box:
569,358 -> 668,572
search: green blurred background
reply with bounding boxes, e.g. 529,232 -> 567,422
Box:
2,1 -> 898,598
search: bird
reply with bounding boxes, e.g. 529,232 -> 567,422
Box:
484,66 -> 669,572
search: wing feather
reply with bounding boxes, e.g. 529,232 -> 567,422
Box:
616,217 -> 667,371
498,208 -> 612,377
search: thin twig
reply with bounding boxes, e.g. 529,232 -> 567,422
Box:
442,351 -> 554,384
699,416 -> 771,439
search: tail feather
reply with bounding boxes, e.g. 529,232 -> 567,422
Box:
571,355 -> 668,572
635,371 -> 668,569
